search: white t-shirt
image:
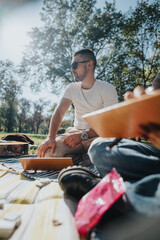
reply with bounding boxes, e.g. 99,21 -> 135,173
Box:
63,80 -> 118,129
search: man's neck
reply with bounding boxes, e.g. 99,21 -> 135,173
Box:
81,76 -> 96,90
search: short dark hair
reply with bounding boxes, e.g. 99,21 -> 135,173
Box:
73,48 -> 97,70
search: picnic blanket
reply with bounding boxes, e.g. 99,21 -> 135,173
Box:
0,154 -> 98,182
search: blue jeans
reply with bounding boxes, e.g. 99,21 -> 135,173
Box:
88,138 -> 160,181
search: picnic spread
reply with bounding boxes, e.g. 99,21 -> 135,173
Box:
0,152 -> 160,239
0,145 -> 98,240
0,86 -> 160,239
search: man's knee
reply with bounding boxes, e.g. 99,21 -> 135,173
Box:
88,138 -> 103,164
44,134 -> 85,158
44,135 -> 71,157
88,137 -> 115,165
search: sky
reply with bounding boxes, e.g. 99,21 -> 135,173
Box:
0,0 -> 154,107
0,0 -> 139,64
1,0 -> 155,64
0,0 -> 42,63
0,0 -> 48,105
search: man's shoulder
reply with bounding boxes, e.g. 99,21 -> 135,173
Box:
96,80 -> 115,88
68,82 -> 81,88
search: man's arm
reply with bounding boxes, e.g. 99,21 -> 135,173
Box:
63,128 -> 98,148
64,84 -> 118,148
38,97 -> 72,157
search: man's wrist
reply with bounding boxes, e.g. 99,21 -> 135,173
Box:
47,135 -> 56,141
81,130 -> 89,141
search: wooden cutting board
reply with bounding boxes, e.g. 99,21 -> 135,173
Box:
19,157 -> 73,170
0,141 -> 28,156
83,89 -> 160,138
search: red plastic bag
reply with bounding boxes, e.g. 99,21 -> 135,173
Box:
75,169 -> 126,236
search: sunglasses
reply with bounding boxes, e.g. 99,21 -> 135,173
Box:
71,60 -> 90,70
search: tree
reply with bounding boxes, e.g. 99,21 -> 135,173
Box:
21,0 -> 122,93
21,0 -> 159,102
1,80 -> 21,132
122,0 -> 159,85
32,99 -> 49,134
18,98 -> 31,132
107,0 -> 160,99
0,60 -> 21,132
0,60 -> 17,97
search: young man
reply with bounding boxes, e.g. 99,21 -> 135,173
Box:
58,73 -> 160,239
38,49 -> 118,162
58,72 -> 160,199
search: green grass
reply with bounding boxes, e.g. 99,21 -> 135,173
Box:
25,133 -> 47,145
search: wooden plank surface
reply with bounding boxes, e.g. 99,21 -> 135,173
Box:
0,142 -> 28,156
0,142 -> 28,145
0,164 -> 80,240
19,157 -> 73,170
83,89 -> 160,138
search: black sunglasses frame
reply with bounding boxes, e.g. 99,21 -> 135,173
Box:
71,60 -> 90,70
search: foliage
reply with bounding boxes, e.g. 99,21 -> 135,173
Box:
0,60 -> 21,132
21,0 -> 123,93
121,1 -> 160,88
21,0 -> 160,102
17,98 -> 31,132
0,60 -> 52,133
0,0 -> 159,134
96,0 -> 160,100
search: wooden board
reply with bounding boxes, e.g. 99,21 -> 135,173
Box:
19,157 -> 73,170
83,89 -> 160,138
0,142 -> 28,156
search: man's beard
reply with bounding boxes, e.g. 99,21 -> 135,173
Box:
74,75 -> 81,82
73,68 -> 88,82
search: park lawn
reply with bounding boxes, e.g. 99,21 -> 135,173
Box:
25,133 -> 47,146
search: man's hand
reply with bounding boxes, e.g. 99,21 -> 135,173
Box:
38,138 -> 56,158
63,132 -> 82,148
140,123 -> 160,149
124,86 -> 160,149
124,86 -> 146,100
